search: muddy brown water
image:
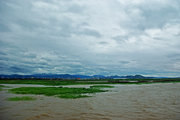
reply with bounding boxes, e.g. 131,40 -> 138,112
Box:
0,83 -> 180,120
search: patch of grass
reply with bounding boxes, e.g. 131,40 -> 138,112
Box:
9,87 -> 106,99
0,80 -> 108,86
7,96 -> 36,101
90,85 -> 114,88
58,94 -> 90,99
0,85 -> 5,91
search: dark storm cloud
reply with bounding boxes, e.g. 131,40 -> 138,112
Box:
77,28 -> 102,38
0,0 -> 180,77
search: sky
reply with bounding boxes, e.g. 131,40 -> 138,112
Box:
0,0 -> 180,77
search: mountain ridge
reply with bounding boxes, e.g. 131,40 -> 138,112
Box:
0,74 -> 157,79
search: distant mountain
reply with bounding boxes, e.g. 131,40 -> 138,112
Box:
125,75 -> 147,79
0,74 -> 155,79
92,75 -> 106,79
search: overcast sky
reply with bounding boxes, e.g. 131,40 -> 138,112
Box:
0,0 -> 180,77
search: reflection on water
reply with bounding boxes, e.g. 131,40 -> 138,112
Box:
0,83 -> 180,120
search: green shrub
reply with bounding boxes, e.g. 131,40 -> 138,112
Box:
7,96 -> 36,101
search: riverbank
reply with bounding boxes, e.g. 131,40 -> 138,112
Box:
0,78 -> 180,86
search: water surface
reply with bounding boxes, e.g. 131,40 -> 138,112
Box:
0,83 -> 180,120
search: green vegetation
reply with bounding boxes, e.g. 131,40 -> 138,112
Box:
9,87 -> 106,99
7,96 -> 36,101
0,80 -> 108,86
0,78 -> 180,86
0,85 -> 5,91
9,87 -> 106,96
90,85 -> 114,88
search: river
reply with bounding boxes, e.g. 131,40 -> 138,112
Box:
0,83 -> 180,120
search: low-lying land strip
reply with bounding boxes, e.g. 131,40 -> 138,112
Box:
0,85 -> 7,91
0,78 -> 180,86
0,85 -> 4,91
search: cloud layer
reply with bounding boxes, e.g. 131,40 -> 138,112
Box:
0,0 -> 180,77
